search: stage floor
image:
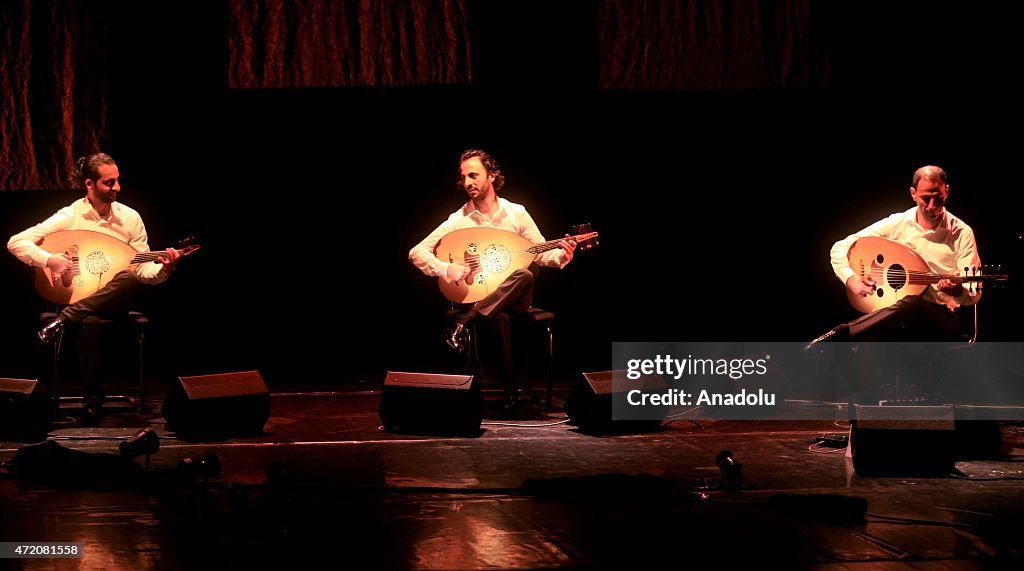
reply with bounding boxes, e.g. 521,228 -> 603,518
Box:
2,379 -> 1023,569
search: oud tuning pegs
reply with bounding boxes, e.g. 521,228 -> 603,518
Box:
570,223 -> 599,251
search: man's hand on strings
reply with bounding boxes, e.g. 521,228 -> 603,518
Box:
46,253 -> 74,274
557,235 -> 577,264
846,275 -> 875,297
447,263 -> 470,281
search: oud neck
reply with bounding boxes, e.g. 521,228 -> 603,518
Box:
913,271 -> 993,285
526,232 -> 597,255
130,250 -> 171,264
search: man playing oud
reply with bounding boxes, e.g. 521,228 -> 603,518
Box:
409,149 -> 576,410
8,152 -> 180,421
825,165 -> 986,405
829,165 -> 981,342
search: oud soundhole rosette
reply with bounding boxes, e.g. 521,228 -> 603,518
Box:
84,251 -> 112,276
481,244 -> 511,273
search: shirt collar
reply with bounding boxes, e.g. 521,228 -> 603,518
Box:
463,196 -> 507,223
904,205 -> 951,233
81,197 -> 122,223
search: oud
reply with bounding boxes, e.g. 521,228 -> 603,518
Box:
33,230 -> 200,304
434,225 -> 598,304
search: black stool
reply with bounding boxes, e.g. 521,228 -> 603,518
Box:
448,306 -> 556,408
522,307 -> 555,407
41,311 -> 150,414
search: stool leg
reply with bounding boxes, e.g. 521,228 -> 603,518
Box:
137,330 -> 146,413
52,335 -> 62,404
463,325 -> 472,373
466,324 -> 483,376
49,328 -> 76,424
545,325 -> 553,408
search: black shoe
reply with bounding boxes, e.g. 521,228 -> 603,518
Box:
83,395 -> 104,425
447,322 -> 467,353
502,390 -> 520,415
804,323 -> 850,351
120,428 -> 160,459
38,318 -> 65,345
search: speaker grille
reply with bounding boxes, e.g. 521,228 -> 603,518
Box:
163,371 -> 270,438
565,370 -> 665,435
178,370 -> 268,400
851,405 -> 956,476
0,378 -> 50,442
379,371 -> 482,435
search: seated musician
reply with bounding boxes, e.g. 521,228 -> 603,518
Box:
825,165 -> 982,403
7,152 -> 180,421
408,149 -> 576,411
829,165 -> 981,342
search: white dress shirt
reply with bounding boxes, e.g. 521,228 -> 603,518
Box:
7,197 -> 171,284
830,206 -> 981,306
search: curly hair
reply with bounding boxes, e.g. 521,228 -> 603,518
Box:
68,153 -> 116,189
458,149 -> 505,191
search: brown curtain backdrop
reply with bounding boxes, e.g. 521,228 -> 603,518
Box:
0,0 -> 110,191
598,0 -> 830,90
227,0 -> 472,89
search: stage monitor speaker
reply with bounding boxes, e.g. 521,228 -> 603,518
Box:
379,372 -> 482,435
162,370 -> 270,439
0,378 -> 51,442
850,405 -> 956,476
564,371 -> 665,435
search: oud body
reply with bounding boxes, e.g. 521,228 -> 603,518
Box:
434,227 -> 598,304
32,230 -> 196,304
846,236 -> 1003,313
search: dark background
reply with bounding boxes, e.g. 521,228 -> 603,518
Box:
2,1 -> 1021,388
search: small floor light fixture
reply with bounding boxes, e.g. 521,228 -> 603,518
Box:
178,452 -> 221,484
716,450 -> 742,491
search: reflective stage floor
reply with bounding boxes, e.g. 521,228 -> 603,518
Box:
2,380 -> 1023,570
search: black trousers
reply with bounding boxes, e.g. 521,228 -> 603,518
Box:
848,295 -> 963,342
55,271 -> 144,398
459,267 -> 535,392
847,296 -> 965,403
